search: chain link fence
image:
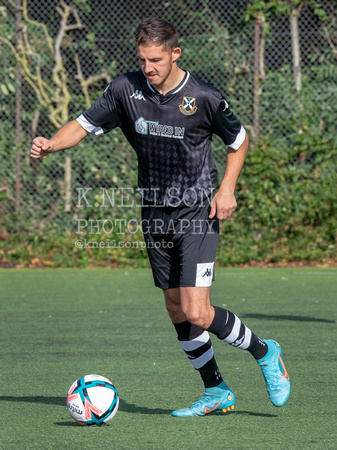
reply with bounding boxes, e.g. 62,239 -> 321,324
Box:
0,0 -> 336,264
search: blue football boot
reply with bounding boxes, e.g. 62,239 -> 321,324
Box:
257,339 -> 290,407
171,381 -> 235,417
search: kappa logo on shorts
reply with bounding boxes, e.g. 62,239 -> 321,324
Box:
196,262 -> 214,287
179,97 -> 198,115
202,268 -> 212,277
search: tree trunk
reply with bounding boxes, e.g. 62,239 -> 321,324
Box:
253,13 -> 265,139
64,153 -> 72,212
15,0 -> 22,214
290,9 -> 302,91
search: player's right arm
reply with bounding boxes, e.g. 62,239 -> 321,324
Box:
31,76 -> 121,159
30,120 -> 89,159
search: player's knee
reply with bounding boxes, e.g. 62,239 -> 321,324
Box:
183,308 -> 206,328
182,302 -> 214,329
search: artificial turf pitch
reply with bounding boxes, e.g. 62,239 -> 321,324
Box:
0,268 -> 336,449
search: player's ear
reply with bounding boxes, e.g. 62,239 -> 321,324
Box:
172,47 -> 182,63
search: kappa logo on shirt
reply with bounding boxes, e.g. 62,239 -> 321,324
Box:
130,90 -> 146,101
179,96 -> 197,115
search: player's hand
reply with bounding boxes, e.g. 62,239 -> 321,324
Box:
30,137 -> 54,159
209,186 -> 237,220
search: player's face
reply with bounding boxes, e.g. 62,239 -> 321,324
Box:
137,44 -> 181,90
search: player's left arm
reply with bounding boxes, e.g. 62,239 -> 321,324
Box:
209,132 -> 248,220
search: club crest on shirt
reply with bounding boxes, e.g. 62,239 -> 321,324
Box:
179,97 -> 197,115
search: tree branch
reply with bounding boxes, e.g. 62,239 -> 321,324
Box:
74,53 -> 111,108
322,24 -> 337,60
22,0 -> 54,55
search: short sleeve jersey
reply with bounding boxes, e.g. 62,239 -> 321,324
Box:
77,71 -> 245,206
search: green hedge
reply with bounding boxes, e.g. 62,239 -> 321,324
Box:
1,63 -> 336,268
1,130 -> 336,268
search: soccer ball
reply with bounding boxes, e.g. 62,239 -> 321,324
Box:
67,374 -> 119,425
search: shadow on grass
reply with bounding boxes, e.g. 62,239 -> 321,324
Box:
212,410 -> 277,418
0,396 -> 65,405
0,396 -> 170,414
118,398 -> 171,414
0,395 -> 278,420
0,396 -> 277,419
241,313 -> 336,324
54,421 -> 80,427
55,408 -> 278,427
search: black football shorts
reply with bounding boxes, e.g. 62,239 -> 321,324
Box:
141,201 -> 219,289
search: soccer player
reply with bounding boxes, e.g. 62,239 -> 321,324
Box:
30,17 -> 290,416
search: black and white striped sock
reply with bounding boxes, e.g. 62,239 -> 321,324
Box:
207,306 -> 267,359
174,321 -> 224,388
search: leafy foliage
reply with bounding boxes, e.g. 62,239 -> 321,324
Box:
0,0 -> 336,267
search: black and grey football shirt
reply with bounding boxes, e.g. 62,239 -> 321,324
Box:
77,70 -> 246,205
